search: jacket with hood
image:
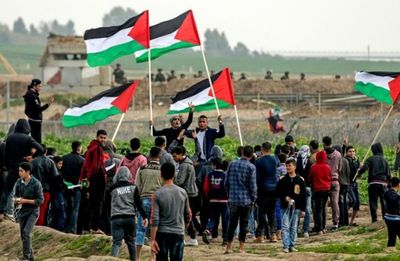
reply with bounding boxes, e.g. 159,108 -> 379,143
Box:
384,188 -> 400,216
5,119 -> 43,170
23,88 -> 49,121
345,156 -> 360,183
110,166 -> 147,220
309,150 -> 332,192
79,139 -> 107,182
359,143 -> 390,184
119,152 -> 147,184
175,156 -> 198,197
324,147 -> 342,181
197,146 -> 223,187
31,154 -> 58,192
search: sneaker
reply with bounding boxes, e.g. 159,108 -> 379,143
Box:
253,236 -> 265,243
202,231 -> 210,244
289,247 -> 298,252
270,234 -> 278,242
303,232 -> 309,238
4,214 -> 15,223
90,229 -> 105,235
282,248 -> 289,253
330,225 -> 338,231
318,231 -> 324,235
185,238 -> 198,246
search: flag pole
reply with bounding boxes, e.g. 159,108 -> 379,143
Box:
199,44 -> 220,115
111,113 -> 126,142
352,104 -> 394,181
148,48 -> 153,136
233,105 -> 243,145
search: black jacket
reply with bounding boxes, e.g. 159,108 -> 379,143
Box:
276,174 -> 306,211
13,176 -> 44,219
384,188 -> 400,216
359,143 -> 390,184
32,155 -> 58,192
62,152 -> 85,185
5,119 -> 43,170
344,156 -> 360,183
23,89 -> 49,121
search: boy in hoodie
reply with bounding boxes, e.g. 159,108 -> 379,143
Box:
79,129 -> 108,234
0,119 -> 42,221
322,136 -> 342,230
119,138 -> 147,184
171,146 -> 199,246
110,166 -> 147,260
358,142 -> 391,223
383,177 -> 400,247
276,158 -> 306,253
309,150 -> 331,234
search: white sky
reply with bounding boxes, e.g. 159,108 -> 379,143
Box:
1,0 -> 400,53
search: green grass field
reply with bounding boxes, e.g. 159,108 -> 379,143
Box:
1,43 -> 400,76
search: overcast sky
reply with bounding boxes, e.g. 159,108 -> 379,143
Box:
1,0 -> 399,53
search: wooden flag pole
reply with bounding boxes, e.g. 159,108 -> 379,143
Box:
199,44 -> 220,115
234,105 -> 243,145
111,113 -> 126,142
352,104 -> 394,182
148,48 -> 153,136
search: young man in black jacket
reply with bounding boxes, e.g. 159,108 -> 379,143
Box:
383,177 -> 400,247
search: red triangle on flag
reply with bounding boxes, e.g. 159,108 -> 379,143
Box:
128,10 -> 150,49
389,75 -> 400,104
112,81 -> 139,112
175,10 -> 200,45
208,68 -> 236,106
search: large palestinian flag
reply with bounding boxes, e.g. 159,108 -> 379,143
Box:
134,10 -> 200,63
84,11 -> 149,67
354,71 -> 400,105
62,81 -> 138,128
168,68 -> 235,114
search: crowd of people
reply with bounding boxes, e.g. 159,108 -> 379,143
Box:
0,106 -> 399,260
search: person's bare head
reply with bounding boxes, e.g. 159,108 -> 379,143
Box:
96,129 -> 107,146
170,115 -> 182,129
198,115 -> 208,130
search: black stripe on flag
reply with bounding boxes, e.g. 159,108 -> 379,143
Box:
84,13 -> 142,40
363,71 -> 400,78
150,11 -> 189,39
79,82 -> 133,107
171,70 -> 222,103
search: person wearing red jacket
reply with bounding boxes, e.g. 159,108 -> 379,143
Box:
309,150 -> 331,234
79,129 -> 108,234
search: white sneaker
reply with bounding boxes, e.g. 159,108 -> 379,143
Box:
303,232 -> 309,238
185,238 -> 199,246
282,248 -> 289,253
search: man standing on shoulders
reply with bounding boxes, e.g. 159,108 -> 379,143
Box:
225,145 -> 257,254
151,162 -> 191,261
23,79 -> 54,143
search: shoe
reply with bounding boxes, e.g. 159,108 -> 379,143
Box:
90,229 -> 105,235
253,236 -> 265,243
303,232 -> 309,238
185,238 -> 198,246
82,230 -> 90,234
330,225 -> 338,231
202,231 -> 210,244
282,248 -> 289,253
270,234 -> 278,242
350,223 -> 359,227
318,231 -> 324,235
4,214 -> 15,223
289,247 -> 298,252
276,230 -> 282,240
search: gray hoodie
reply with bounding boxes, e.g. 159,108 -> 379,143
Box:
110,166 -> 146,219
175,156 -> 198,197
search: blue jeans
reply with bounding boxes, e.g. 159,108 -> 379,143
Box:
281,208 -> 300,249
65,189 -> 81,234
206,202 -> 229,241
248,207 -> 255,237
275,200 -> 282,230
156,232 -> 184,261
348,182 -> 360,211
303,187 -> 312,233
50,191 -> 66,231
111,217 -> 136,260
135,197 -> 151,246
19,209 -> 39,261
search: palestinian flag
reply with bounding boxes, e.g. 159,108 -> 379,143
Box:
62,81 -> 139,128
354,71 -> 400,105
168,68 -> 235,114
134,10 -> 200,63
84,11 -> 149,67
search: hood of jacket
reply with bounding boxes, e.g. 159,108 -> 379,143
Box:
113,166 -> 131,183
87,139 -> 102,151
316,150 -> 327,164
324,146 -> 335,155
371,143 -> 383,155
14,119 -> 31,134
209,145 -> 223,161
182,156 -> 193,165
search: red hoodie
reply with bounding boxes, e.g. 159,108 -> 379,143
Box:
309,150 -> 331,192
79,139 -> 107,182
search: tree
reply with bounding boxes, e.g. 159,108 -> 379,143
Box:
233,42 -> 250,56
204,28 -> 232,55
13,17 -> 28,34
0,23 -> 11,43
65,20 -> 75,35
29,24 -> 40,37
102,7 -> 137,26
39,22 -> 50,38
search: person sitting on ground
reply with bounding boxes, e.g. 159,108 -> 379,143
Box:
383,177 -> 400,247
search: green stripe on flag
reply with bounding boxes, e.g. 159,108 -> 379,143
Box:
168,99 -> 231,115
62,106 -> 121,128
87,40 -> 145,67
136,41 -> 196,63
354,81 -> 393,105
